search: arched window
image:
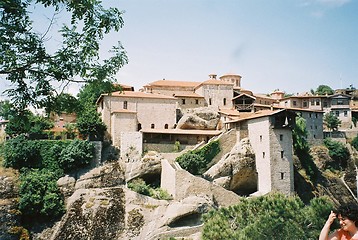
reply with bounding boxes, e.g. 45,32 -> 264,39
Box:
164,124 -> 168,129
137,123 -> 142,131
151,124 -> 155,129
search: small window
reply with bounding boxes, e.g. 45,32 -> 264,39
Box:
164,124 -> 168,129
123,101 -> 128,109
293,101 -> 297,106
314,134 -> 316,139
280,134 -> 283,141
344,111 -> 347,117
209,98 -> 212,105
262,152 -> 265,158
182,99 -> 186,105
315,125 -> 317,129
309,113 -> 312,118
260,135 -> 263,142
280,172 -> 285,180
151,124 -> 155,129
316,100 -> 320,106
195,99 -> 199,105
223,98 -> 226,106
315,113 -> 318,118
303,101 -> 308,108
281,151 -> 284,159
137,123 -> 142,131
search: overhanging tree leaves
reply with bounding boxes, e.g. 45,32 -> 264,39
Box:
0,0 -> 128,111
324,112 -> 342,131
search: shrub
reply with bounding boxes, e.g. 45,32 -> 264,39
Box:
176,140 -> 220,175
352,135 -> 358,151
59,139 -> 94,172
324,138 -> 350,169
19,169 -> 65,220
127,178 -> 150,196
3,134 -> 40,169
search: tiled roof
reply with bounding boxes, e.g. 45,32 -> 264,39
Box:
225,109 -> 285,123
218,109 -> 241,116
174,92 -> 204,98
141,128 -> 222,135
112,109 -> 137,114
145,80 -> 200,88
105,91 -> 177,100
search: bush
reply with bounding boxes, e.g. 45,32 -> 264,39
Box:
59,139 -> 95,172
202,193 -> 333,240
352,135 -> 358,151
127,178 -> 172,200
324,138 -> 350,169
176,140 -> 220,175
3,134 -> 40,169
19,169 -> 65,220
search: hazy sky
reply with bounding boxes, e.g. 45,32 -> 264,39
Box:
112,0 -> 358,94
1,0 -> 357,98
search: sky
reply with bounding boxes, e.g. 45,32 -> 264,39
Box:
1,0 -> 358,98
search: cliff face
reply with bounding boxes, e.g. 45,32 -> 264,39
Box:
0,168 -> 22,240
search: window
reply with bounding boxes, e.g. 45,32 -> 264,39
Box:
151,124 -> 155,129
164,124 -> 168,129
311,99 -> 314,105
195,99 -> 199,105
293,101 -> 297,106
303,101 -> 308,108
223,98 -> 226,106
123,101 -> 128,109
260,135 -> 262,142
335,111 -> 339,117
137,123 -> 142,131
315,125 -> 318,129
280,172 -> 285,180
262,152 -> 265,158
316,99 -> 320,105
323,101 -> 328,107
209,98 -> 212,105
314,134 -> 316,139
182,99 -> 186,105
315,113 -> 318,118
309,113 -> 312,118
344,111 -> 348,117
280,134 -> 283,141
281,151 -> 284,159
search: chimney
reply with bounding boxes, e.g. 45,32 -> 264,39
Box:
209,74 -> 217,80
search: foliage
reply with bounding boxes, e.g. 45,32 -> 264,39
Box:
352,135 -> 358,151
292,116 -> 318,179
202,193 -> 333,240
0,99 -> 13,120
315,85 -> 334,95
77,81 -> 122,110
59,139 -> 94,172
324,112 -> 342,131
3,134 -> 40,169
176,140 -> 220,175
0,0 -> 127,112
44,93 -> 79,115
127,178 -> 172,200
324,138 -> 350,169
19,169 -> 65,220
3,135 -> 93,173
76,106 -> 106,140
173,141 -> 181,152
64,123 -> 77,139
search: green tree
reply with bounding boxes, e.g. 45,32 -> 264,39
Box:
292,116 -> 318,179
324,112 -> 342,131
44,93 -> 79,116
324,138 -> 350,169
315,85 -> 334,95
202,193 -> 333,240
352,135 -> 358,151
76,106 -> 106,141
0,99 -> 13,120
0,0 -> 127,111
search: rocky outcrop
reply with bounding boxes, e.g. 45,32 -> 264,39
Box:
0,169 -> 22,240
125,151 -> 162,182
203,138 -> 257,195
177,107 -> 221,130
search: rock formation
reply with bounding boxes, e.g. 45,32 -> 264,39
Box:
203,138 -> 257,195
177,107 -> 221,130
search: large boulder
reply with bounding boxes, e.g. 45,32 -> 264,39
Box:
125,151 -> 162,182
203,138 -> 257,195
177,107 -> 220,130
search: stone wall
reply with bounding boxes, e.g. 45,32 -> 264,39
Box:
120,132 -> 143,162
